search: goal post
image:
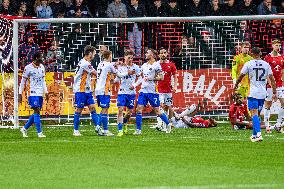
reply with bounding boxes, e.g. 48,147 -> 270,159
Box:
2,15 -> 284,128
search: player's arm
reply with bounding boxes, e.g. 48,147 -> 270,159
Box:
282,69 -> 284,86
172,64 -> 178,92
181,117 -> 204,128
83,64 -> 97,77
234,63 -> 248,91
113,76 -> 120,84
231,57 -> 237,84
18,67 -> 30,103
268,73 -> 277,100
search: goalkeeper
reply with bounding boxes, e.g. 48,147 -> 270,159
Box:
231,41 -> 253,98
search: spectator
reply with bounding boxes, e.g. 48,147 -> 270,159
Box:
257,0 -> 277,15
238,0 -> 257,15
222,0 -> 239,15
278,0 -> 284,13
127,0 -> 146,57
167,0 -> 181,17
18,32 -> 40,70
206,0 -> 223,16
106,0 -> 127,18
185,0 -> 206,16
91,1 -> 108,17
0,0 -> 13,15
16,1 -> 28,16
46,39 -> 64,71
35,0 -> 53,31
68,0 -> 91,17
148,0 -> 168,17
49,0 -> 66,18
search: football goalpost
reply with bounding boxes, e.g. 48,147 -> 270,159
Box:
0,15 -> 283,128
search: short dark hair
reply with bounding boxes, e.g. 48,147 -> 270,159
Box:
159,47 -> 167,53
124,49 -> 134,56
102,50 -> 112,60
33,51 -> 42,61
84,45 -> 96,56
251,47 -> 261,55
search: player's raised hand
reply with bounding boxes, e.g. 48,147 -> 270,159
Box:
18,94 -> 22,104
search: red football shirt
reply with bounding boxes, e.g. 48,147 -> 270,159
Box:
158,61 -> 177,93
191,117 -> 210,128
264,53 -> 284,88
229,101 -> 249,127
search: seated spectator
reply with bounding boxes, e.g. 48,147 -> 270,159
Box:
106,0 -> 127,18
49,0 -> 66,18
35,0 -> 53,30
238,0 -> 257,15
16,1 -> 28,16
185,0 -> 206,16
278,0 -> 284,13
18,32 -> 40,70
148,0 -> 168,17
167,0 -> 181,17
222,0 -> 239,15
257,0 -> 277,15
0,0 -> 13,15
46,39 -> 64,71
91,1 -> 108,17
68,0 -> 91,17
206,0 -> 223,16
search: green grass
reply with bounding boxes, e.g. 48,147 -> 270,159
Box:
0,123 -> 284,189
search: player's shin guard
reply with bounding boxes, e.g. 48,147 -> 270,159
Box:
136,112 -> 142,131
74,112 -> 81,131
24,114 -> 34,130
33,114 -> 42,133
101,114 -> 109,132
159,113 -> 170,125
263,107 -> 270,127
277,106 -> 284,125
252,115 -> 261,136
91,111 -> 98,126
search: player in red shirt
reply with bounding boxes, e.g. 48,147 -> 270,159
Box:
156,47 -> 178,130
263,39 -> 284,133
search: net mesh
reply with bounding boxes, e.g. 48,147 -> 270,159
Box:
0,16 -> 284,126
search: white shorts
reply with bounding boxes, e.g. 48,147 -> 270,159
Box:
159,93 -> 173,106
265,87 -> 284,101
171,116 -> 190,128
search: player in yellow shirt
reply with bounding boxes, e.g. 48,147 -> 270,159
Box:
232,41 -> 253,98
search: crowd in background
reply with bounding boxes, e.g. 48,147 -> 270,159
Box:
0,0 -> 283,19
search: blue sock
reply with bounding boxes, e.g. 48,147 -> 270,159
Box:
136,113 -> 142,130
74,112 -> 81,131
91,111 -> 98,126
252,115 -> 261,134
33,114 -> 42,133
123,118 -> 128,124
97,113 -> 102,126
118,123 -> 123,131
159,113 -> 170,125
24,115 -> 34,129
101,114 -> 108,131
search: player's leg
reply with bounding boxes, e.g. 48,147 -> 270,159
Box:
247,97 -> 263,142
177,104 -> 197,119
73,92 -> 86,136
86,93 -> 99,129
273,87 -> 284,133
98,95 -> 113,136
122,94 -> 135,134
155,94 -> 164,128
117,94 -> 126,136
264,88 -> 273,133
134,92 -> 146,135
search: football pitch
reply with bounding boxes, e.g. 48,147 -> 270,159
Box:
1,123 -> 284,189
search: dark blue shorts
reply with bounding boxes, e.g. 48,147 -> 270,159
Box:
75,92 -> 95,108
247,97 -> 264,113
117,94 -> 136,109
28,96 -> 43,109
96,95 -> 110,108
137,92 -> 160,107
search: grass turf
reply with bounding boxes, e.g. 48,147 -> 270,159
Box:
0,123 -> 284,189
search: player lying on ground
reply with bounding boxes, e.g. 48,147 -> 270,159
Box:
229,93 -> 266,130
19,52 -> 47,138
159,104 -> 217,129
